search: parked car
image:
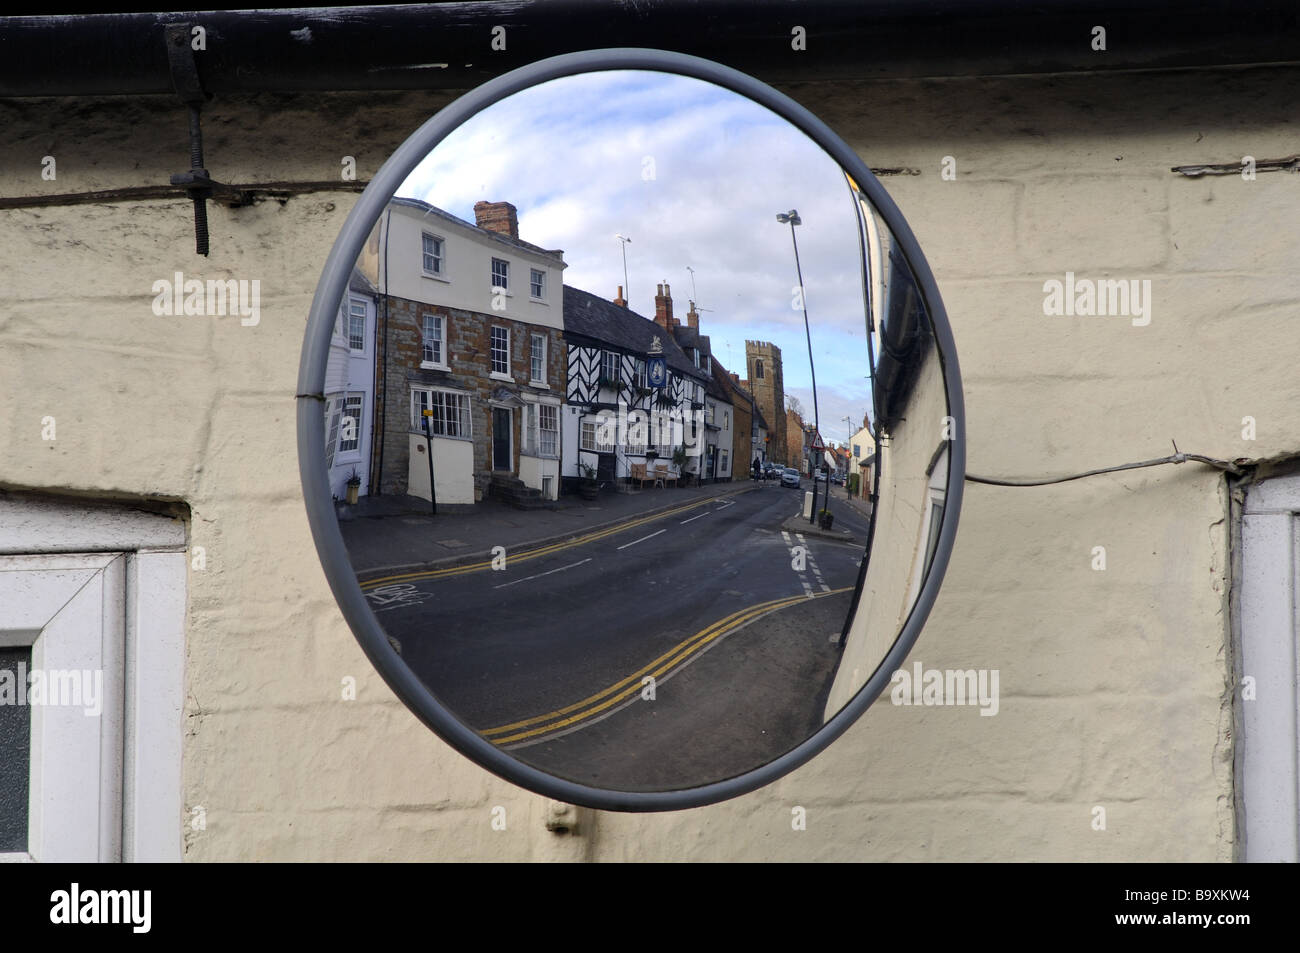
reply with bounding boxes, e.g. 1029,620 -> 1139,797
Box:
781,467 -> 802,488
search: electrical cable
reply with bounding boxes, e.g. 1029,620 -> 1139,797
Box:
965,444 -> 1245,487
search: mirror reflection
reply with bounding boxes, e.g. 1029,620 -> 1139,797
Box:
320,71 -> 951,792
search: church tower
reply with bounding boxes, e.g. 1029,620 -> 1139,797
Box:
745,340 -> 787,464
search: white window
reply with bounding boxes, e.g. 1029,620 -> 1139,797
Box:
422,233 -> 444,276
324,397 -> 342,470
723,410 -> 730,431
491,258 -> 509,292
601,350 -> 620,384
422,313 -> 445,367
523,403 -> 559,457
411,388 -> 472,438
338,393 -> 363,455
347,298 -> 366,351
1238,473 -> 1300,861
0,496 -> 186,862
635,360 -> 647,390
530,269 -> 546,300
539,404 -> 558,457
721,449 -> 729,472
626,420 -> 646,457
580,419 -> 614,453
530,333 -> 547,384
491,326 -> 510,377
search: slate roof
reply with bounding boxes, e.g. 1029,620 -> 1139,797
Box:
563,285 -> 707,381
348,266 -> 377,296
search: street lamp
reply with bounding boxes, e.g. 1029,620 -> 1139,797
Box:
776,208 -> 822,525
615,234 -> 631,304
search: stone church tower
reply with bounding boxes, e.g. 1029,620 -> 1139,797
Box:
745,340 -> 787,465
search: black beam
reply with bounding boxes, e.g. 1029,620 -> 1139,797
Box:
2,1 -> 1299,98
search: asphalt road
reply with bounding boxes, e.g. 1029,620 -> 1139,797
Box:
357,478 -> 872,791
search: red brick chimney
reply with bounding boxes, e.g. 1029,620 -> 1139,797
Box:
687,299 -> 700,331
654,282 -> 674,329
473,200 -> 519,239
613,285 -> 627,308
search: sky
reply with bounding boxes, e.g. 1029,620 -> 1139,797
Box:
396,70 -> 890,446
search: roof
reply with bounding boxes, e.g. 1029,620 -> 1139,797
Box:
388,196 -> 565,265
563,286 -> 706,381
348,266 -> 377,297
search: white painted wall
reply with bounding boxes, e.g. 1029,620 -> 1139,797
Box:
376,201 -> 563,331
3,64 -> 1293,862
407,433 -> 475,505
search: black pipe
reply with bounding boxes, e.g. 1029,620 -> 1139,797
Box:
2,2 -> 1299,98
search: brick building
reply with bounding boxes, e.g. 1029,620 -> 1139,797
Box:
362,197 -> 567,504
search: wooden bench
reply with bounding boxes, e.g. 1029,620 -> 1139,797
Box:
629,463 -> 654,488
654,464 -> 678,487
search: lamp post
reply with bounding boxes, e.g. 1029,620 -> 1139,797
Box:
616,234 -> 631,304
421,408 -> 437,515
776,208 -> 822,525
842,415 -> 854,498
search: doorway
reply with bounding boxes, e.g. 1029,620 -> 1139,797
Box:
492,407 -> 513,471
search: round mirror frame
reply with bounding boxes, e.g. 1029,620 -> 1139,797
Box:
296,47 -> 966,812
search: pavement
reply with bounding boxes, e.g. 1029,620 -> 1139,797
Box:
339,477 -> 778,575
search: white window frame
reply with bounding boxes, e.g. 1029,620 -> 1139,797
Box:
491,257 -> 510,294
410,386 -> 472,439
421,232 -> 445,278
601,350 -> 620,385
530,332 -> 547,386
529,268 -> 546,301
490,326 -> 511,380
347,297 -> 367,353
1237,473 -> 1300,862
0,497 -> 186,863
580,418 -> 614,454
324,396 -> 342,471
421,312 -> 447,370
538,403 -> 559,458
336,392 -> 364,458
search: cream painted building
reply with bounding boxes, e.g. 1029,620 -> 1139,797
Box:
2,8 -> 1298,862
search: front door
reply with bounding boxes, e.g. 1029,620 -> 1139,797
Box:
492,407 -> 512,471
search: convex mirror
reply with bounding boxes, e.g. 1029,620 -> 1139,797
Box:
298,49 -> 964,810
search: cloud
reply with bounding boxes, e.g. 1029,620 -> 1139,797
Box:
396,69 -> 892,406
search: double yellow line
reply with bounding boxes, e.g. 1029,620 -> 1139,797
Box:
482,586 -> 852,746
358,490 -> 750,591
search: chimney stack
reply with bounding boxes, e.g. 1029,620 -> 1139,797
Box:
654,281 -> 674,329
473,200 -> 519,240
687,299 -> 700,331
613,285 -> 627,308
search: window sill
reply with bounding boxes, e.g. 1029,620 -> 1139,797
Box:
529,380 -> 550,389
490,372 -> 514,383
421,273 -> 450,283
410,430 -> 473,442
420,361 -> 450,372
